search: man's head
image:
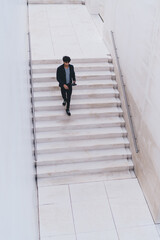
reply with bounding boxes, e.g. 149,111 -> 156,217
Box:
63,56 -> 71,67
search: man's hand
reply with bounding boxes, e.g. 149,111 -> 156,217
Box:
63,84 -> 69,90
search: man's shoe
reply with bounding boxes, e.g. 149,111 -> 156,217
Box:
66,110 -> 71,116
62,101 -> 66,106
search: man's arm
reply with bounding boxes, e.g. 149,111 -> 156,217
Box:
56,67 -> 63,87
72,65 -> 76,83
56,67 -> 60,83
56,67 -> 69,89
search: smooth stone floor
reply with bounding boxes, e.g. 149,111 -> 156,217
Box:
39,179 -> 160,240
29,4 -> 109,60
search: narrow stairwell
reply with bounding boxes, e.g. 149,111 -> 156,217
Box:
32,56 -> 135,186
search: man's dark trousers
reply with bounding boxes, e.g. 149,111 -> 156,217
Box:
61,83 -> 72,111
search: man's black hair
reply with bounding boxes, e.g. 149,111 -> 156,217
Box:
63,56 -> 71,63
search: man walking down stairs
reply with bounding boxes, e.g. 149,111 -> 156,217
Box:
56,56 -> 76,116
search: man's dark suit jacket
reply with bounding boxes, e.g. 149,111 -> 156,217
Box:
56,64 -> 76,88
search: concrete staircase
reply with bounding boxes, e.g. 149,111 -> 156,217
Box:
32,56 -> 135,186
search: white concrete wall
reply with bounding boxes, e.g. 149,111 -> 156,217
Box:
86,0 -> 160,223
0,0 -> 39,239
85,0 -> 100,14
85,0 -> 104,19
99,0 -> 105,20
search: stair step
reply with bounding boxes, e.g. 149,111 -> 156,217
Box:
33,80 -> 116,88
36,127 -> 127,143
33,70 -> 114,77
36,148 -> 132,165
36,116 -> 125,132
33,80 -> 118,91
34,97 -> 121,111
35,107 -> 123,121
32,71 -> 116,82
37,137 -> 130,154
38,170 -> 136,186
37,159 -> 134,178
34,88 -> 119,101
32,62 -> 114,73
32,57 -> 112,65
29,0 -> 83,4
